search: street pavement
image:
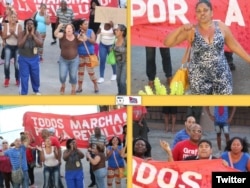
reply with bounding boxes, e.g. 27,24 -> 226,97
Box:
0,23 -> 118,95
31,148 -> 127,188
146,108 -> 250,161
131,46 -> 250,95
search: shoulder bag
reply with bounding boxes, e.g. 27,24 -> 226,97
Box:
83,41 -> 99,68
170,45 -> 190,95
11,151 -> 24,184
113,150 -> 125,178
106,40 -> 116,65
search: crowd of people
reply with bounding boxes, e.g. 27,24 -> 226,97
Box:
0,126 -> 127,188
132,106 -> 250,174
0,0 -> 127,95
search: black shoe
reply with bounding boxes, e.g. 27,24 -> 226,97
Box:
88,183 -> 95,187
51,41 -> 57,45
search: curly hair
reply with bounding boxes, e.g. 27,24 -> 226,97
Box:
107,136 -> 122,146
133,137 -> 151,158
24,18 -> 37,31
66,138 -> 75,150
224,137 -> 249,153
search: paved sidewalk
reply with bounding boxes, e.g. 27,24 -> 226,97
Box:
146,110 -> 250,161
32,148 -> 127,188
131,46 -> 250,95
0,23 -> 118,95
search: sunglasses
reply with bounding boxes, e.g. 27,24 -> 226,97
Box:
3,142 -> 8,144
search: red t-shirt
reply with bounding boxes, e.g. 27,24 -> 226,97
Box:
172,139 -> 198,161
133,106 -> 147,121
49,136 -> 61,149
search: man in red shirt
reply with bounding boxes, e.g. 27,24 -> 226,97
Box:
132,105 -> 149,141
172,124 -> 202,161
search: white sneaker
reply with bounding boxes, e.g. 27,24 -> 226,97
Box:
34,92 -> 42,95
111,75 -> 117,81
97,78 -> 104,83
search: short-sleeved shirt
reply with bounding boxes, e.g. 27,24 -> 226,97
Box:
56,8 -> 74,24
214,106 -> 228,123
133,106 -> 147,121
89,134 -> 107,147
172,139 -> 198,161
4,145 -> 28,171
171,129 -> 190,148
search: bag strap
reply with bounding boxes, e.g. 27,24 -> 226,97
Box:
113,149 -> 120,168
181,44 -> 191,65
228,152 -> 234,168
181,29 -> 195,65
83,41 -> 91,57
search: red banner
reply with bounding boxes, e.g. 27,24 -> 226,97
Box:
7,0 -> 118,20
23,108 -> 127,148
132,157 -> 239,188
131,0 -> 250,53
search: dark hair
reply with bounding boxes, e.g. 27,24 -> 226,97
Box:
91,0 -> 101,8
118,24 -> 127,37
198,139 -> 212,148
72,18 -> 87,32
108,136 -> 122,146
122,125 -> 127,134
24,18 -> 37,31
224,137 -> 249,153
196,0 -> 212,11
133,137 -> 151,158
185,115 -> 196,122
66,138 -> 75,150
96,143 -> 105,153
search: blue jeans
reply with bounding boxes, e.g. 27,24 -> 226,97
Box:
59,55 -> 79,84
145,47 -> 172,81
43,165 -> 59,188
18,55 -> 40,95
4,45 -> 19,80
12,170 -> 29,188
93,168 -> 107,188
116,61 -> 126,95
65,169 -> 84,188
99,42 -> 116,77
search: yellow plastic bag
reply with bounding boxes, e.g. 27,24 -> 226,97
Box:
170,67 -> 189,95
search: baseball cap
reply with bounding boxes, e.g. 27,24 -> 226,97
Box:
48,127 -> 55,133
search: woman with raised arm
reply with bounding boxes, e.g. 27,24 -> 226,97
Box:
164,0 -> 250,95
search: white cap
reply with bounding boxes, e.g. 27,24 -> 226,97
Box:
48,127 -> 55,133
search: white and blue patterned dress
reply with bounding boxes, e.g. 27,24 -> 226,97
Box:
189,21 -> 232,94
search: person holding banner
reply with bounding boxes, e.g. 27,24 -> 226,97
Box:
63,138 -> 85,188
172,124 -> 202,161
164,0 -> 250,95
133,137 -> 152,159
221,137 -> 250,172
184,139 -> 217,160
